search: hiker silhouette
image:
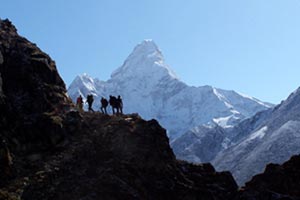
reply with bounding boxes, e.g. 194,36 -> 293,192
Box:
117,95 -> 123,114
109,95 -> 123,115
86,94 -> 94,112
76,95 -> 83,112
100,97 -> 108,114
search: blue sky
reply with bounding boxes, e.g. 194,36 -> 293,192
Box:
1,0 -> 300,104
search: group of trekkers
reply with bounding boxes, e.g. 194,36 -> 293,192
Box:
76,94 -> 123,115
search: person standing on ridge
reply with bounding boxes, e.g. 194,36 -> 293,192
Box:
109,95 -> 117,114
76,95 -> 83,112
100,97 -> 108,114
117,95 -> 123,114
86,94 -> 94,112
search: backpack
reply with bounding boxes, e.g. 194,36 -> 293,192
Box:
87,95 -> 93,103
77,96 -> 83,104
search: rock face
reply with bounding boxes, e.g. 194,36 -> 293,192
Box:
172,125 -> 227,163
238,155 -> 300,200
0,19 -> 72,154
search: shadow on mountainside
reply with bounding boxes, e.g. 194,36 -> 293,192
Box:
0,112 -> 238,200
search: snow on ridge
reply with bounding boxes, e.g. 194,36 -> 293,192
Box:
213,88 -> 234,109
131,39 -> 161,57
78,73 -> 97,92
247,126 -> 268,141
236,91 -> 272,108
213,87 -> 226,101
213,116 -> 234,128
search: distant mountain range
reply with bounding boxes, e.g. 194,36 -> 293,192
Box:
173,86 -> 300,185
212,87 -> 300,185
68,40 -> 272,141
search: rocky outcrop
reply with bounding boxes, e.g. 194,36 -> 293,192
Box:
0,18 -> 72,154
237,155 -> 300,200
17,113 -> 237,200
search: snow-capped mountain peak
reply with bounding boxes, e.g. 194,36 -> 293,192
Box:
68,73 -> 104,100
131,39 -> 161,57
68,40 -> 271,141
111,39 -> 178,81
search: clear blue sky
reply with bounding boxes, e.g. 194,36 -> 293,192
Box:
1,0 -> 300,104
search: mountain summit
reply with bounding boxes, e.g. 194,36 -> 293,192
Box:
111,39 -> 178,84
68,40 -> 272,140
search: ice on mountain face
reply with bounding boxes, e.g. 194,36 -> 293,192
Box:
213,116 -> 234,128
219,121 -> 300,185
172,125 -> 226,163
246,126 -> 267,141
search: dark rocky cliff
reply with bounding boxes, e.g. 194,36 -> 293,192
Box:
0,19 -> 72,155
1,18 -> 300,200
237,155 -> 300,200
20,113 -> 238,200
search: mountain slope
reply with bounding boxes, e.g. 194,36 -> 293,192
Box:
172,125 -> 227,163
212,87 -> 300,185
68,40 -> 271,140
